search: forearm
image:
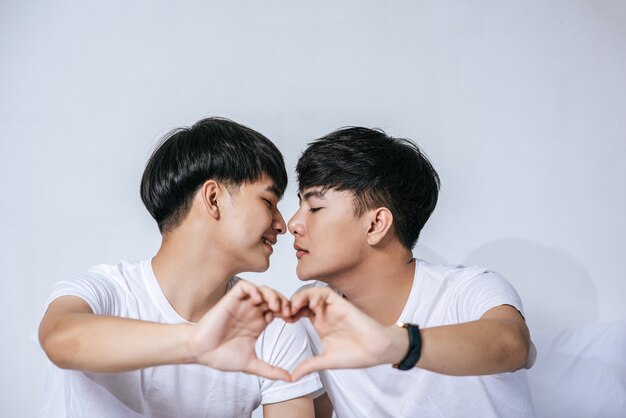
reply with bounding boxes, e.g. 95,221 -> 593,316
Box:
387,319 -> 530,376
40,313 -> 195,373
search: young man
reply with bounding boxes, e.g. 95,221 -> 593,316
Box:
287,127 -> 536,417
38,117 -> 321,417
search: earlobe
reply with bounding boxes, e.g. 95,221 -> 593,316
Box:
367,208 -> 393,246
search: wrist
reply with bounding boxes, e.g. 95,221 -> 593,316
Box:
383,325 -> 410,365
181,323 -> 200,364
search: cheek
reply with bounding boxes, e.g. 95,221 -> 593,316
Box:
222,215 -> 260,248
297,226 -> 364,280
241,210 -> 272,235
312,220 -> 364,259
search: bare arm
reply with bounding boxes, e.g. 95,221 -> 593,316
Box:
39,280 -> 292,380
289,287 -> 531,380
313,393 -> 333,418
264,396 -> 314,418
39,295 -> 194,372
392,304 -> 531,376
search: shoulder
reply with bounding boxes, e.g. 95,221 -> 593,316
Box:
86,259 -> 144,279
416,258 -> 512,293
52,259 -> 140,290
415,259 -> 522,319
417,258 -> 490,281
46,259 -> 146,314
425,260 -> 523,320
77,259 -> 146,294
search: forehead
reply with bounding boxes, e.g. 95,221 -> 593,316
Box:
242,175 -> 281,198
298,187 -> 353,202
298,186 -> 325,200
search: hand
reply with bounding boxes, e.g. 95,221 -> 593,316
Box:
189,280 -> 292,381
288,287 -> 408,381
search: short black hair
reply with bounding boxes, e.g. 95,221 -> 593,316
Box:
296,127 -> 440,249
141,117 -> 287,233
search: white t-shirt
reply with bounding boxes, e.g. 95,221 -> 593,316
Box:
39,259 -> 322,418
303,259 -> 536,418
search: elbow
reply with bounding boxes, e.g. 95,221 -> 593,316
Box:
39,325 -> 79,370
40,333 -> 67,369
500,328 -> 531,372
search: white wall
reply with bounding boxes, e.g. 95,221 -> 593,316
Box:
1,1 -> 625,416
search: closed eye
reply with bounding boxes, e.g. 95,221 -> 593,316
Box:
310,207 -> 322,213
263,199 -> 274,209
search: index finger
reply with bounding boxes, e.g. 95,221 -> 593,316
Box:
228,280 -> 263,305
290,287 -> 332,313
258,285 -> 291,317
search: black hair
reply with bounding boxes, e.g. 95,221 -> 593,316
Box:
296,127 -> 440,249
140,117 -> 287,233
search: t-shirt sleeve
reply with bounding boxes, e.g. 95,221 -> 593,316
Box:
453,271 -> 525,323
257,319 -> 324,405
46,271 -> 126,316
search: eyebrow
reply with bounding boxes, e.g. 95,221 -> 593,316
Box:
265,185 -> 281,198
297,189 -> 326,201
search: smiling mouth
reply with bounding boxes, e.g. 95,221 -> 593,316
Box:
262,238 -> 275,252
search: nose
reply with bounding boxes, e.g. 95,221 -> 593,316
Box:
273,209 -> 287,235
288,209 -> 304,236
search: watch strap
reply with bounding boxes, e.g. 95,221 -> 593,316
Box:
393,322 -> 422,371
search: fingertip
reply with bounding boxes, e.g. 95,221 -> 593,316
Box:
290,367 -> 306,382
290,300 -> 300,312
272,298 -> 280,312
290,302 -> 302,315
281,300 -> 291,318
267,371 -> 289,382
291,290 -> 305,304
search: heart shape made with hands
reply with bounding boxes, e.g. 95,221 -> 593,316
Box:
190,280 -> 399,383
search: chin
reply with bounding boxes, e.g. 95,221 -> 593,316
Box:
296,264 -> 323,282
258,261 -> 271,272
297,258 -> 353,285
295,264 -> 309,281
248,258 -> 270,273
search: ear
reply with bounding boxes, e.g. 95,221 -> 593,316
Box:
366,207 -> 394,246
200,180 -> 222,220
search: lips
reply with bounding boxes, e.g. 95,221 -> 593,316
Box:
262,236 -> 276,253
293,243 -> 308,259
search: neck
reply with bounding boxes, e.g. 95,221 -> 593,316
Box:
151,223 -> 236,322
326,244 -> 416,326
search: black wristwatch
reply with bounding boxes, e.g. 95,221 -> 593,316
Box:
392,322 -> 422,371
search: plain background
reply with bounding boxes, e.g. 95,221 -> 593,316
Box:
1,1 -> 625,416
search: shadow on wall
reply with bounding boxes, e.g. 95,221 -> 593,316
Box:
419,240 -> 624,416
463,238 -> 598,332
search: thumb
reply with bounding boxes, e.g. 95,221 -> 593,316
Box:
290,354 -> 334,382
245,358 -> 291,382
